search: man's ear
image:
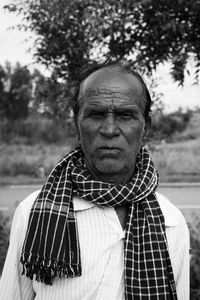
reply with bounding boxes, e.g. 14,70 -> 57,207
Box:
141,117 -> 151,146
74,114 -> 80,142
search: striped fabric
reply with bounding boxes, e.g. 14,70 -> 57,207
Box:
20,147 -> 178,299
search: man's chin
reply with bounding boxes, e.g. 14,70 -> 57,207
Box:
87,159 -> 133,184
95,160 -> 124,174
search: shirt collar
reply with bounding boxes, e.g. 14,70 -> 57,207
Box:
73,196 -> 95,211
73,193 -> 178,227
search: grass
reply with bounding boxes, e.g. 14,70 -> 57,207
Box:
0,138 -> 200,185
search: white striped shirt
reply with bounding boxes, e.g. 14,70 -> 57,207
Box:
0,191 -> 190,300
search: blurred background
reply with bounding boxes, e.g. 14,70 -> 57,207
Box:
0,0 -> 200,298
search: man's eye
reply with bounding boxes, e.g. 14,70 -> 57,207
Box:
118,112 -> 133,119
89,111 -> 105,119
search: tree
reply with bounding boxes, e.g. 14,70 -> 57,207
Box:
0,65 -> 7,118
32,70 -> 73,127
0,62 -> 32,120
4,0 -> 200,85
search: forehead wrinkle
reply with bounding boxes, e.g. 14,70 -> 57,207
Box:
78,86 -> 145,113
78,87 -> 142,102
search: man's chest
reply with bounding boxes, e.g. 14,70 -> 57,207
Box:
33,205 -> 125,299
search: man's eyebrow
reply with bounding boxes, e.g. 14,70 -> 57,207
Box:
116,106 -> 140,111
81,103 -> 141,115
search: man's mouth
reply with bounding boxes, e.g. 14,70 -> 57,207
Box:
97,147 -> 121,157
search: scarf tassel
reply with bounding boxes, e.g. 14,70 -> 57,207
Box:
20,254 -> 81,285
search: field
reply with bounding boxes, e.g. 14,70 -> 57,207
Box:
0,142 -> 74,186
150,138 -> 200,182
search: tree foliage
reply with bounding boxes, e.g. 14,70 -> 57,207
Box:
33,71 -> 73,126
5,0 -> 200,84
0,62 -> 32,120
0,61 -> 73,131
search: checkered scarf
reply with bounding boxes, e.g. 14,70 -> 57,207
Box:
21,147 -> 177,299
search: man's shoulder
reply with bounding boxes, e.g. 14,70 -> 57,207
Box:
10,190 -> 41,232
17,190 -> 40,215
155,192 -> 187,227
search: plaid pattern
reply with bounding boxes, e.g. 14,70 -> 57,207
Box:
21,147 -> 177,299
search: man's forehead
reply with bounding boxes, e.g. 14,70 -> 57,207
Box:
80,66 -> 144,98
79,87 -> 142,101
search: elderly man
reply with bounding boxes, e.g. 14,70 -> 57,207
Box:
0,61 -> 189,300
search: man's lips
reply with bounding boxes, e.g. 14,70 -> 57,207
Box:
98,146 -> 122,150
97,147 -> 122,156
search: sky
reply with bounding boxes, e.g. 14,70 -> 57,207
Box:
0,0 -> 200,113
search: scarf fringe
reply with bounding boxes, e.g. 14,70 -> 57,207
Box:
20,253 -> 81,285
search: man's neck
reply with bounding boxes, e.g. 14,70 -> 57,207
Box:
115,205 -> 129,230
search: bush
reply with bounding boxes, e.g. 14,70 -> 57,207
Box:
0,116 -> 75,145
0,212 -> 10,275
150,109 -> 192,141
190,214 -> 200,300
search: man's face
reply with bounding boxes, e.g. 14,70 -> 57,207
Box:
77,67 -> 149,184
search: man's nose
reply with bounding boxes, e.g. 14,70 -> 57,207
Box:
99,113 -> 120,137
